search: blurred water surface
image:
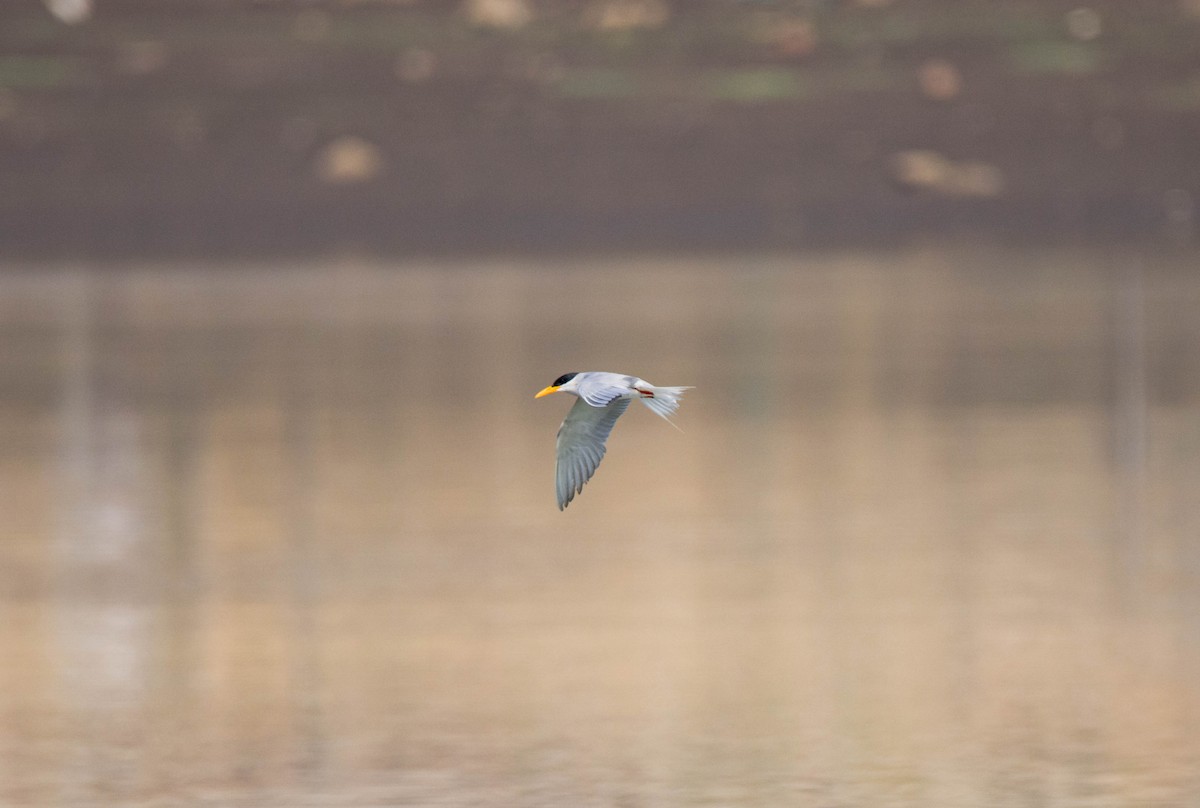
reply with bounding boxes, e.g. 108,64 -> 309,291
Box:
1,250 -> 1198,807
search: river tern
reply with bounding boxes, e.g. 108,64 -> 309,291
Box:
535,371 -> 692,510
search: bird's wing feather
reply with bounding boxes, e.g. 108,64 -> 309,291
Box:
575,373 -> 635,408
556,396 -> 631,510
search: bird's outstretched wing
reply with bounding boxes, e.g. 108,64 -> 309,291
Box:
556,396 -> 631,510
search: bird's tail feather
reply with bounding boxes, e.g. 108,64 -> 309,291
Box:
640,385 -> 693,428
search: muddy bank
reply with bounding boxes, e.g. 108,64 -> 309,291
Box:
2,0 -> 1198,257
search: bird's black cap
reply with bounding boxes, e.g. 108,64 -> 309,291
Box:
552,372 -> 578,387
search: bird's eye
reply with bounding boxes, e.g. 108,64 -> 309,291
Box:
552,372 -> 578,387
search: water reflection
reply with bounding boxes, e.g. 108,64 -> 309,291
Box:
0,250 -> 1198,806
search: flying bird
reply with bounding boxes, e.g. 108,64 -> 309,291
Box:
535,371 -> 692,510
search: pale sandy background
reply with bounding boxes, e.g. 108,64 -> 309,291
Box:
1,249 -> 1197,806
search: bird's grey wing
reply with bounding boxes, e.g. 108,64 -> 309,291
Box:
575,373 -> 635,408
555,396 -> 632,510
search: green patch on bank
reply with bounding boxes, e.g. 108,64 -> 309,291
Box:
707,68 -> 810,101
1009,42 -> 1103,75
0,55 -> 91,89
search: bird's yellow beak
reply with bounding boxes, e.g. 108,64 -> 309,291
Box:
534,385 -> 560,399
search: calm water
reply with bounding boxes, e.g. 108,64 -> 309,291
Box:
1,250 -> 1198,807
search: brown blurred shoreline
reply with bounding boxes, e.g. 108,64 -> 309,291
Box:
2,0 -> 1199,259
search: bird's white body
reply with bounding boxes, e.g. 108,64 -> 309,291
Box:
535,371 -> 692,510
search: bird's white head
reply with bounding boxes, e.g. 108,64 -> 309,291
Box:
535,371 -> 580,399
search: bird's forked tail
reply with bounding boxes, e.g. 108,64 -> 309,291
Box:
638,384 -> 693,427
